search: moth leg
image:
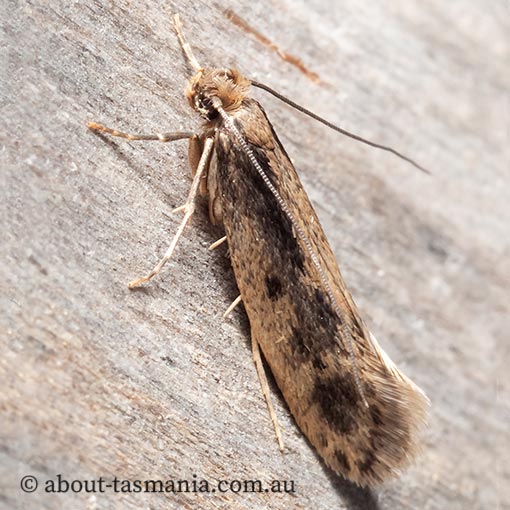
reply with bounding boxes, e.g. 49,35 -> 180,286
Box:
252,336 -> 284,451
208,235 -> 227,251
222,294 -> 242,319
88,122 -> 195,143
171,204 -> 187,214
128,137 -> 215,288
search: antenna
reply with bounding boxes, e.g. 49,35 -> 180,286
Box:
173,14 -> 202,72
251,80 -> 430,174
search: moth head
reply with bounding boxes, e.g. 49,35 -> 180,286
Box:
186,68 -> 251,120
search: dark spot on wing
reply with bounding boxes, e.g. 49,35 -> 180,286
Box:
286,288 -> 349,369
370,405 -> 383,427
334,449 -> 351,474
314,288 -> 362,356
310,289 -> 348,356
265,275 -> 282,300
288,326 -> 310,362
287,326 -> 330,370
355,449 -> 376,475
314,289 -> 336,325
311,354 -> 327,370
312,374 -> 359,435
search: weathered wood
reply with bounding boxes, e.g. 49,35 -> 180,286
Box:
1,1 -> 507,509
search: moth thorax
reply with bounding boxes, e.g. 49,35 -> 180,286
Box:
186,68 -> 251,120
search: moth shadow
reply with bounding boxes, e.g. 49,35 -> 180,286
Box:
88,130 -> 142,172
290,400 -> 381,509
323,469 -> 381,510
204,221 -> 252,342
89,129 -> 178,191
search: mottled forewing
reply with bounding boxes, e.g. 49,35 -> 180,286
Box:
213,98 -> 426,486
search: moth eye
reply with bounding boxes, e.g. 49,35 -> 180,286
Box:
196,94 -> 218,120
197,94 -> 212,110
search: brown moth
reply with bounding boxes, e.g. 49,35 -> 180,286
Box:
88,15 -> 429,487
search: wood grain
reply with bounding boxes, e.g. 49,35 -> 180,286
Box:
1,1 -> 507,509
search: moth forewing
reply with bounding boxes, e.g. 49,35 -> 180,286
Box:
183,66 -> 428,485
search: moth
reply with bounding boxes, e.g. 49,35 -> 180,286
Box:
88,15 -> 429,487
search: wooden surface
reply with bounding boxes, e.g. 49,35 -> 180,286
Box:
1,1 -> 508,509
